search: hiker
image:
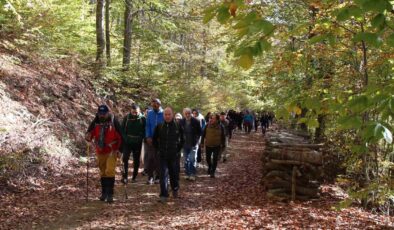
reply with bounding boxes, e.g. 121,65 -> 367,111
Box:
243,110 -> 254,134
219,112 -> 230,162
85,105 -> 123,203
145,98 -> 164,185
254,112 -> 259,132
180,108 -> 202,181
192,109 -> 206,166
121,104 -> 145,183
153,107 -> 184,202
226,109 -> 237,140
201,113 -> 225,178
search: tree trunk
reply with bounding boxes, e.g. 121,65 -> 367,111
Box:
123,0 -> 133,70
105,0 -> 111,65
96,0 -> 105,64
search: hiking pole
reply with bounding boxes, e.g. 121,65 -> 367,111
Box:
119,153 -> 128,200
86,143 -> 90,203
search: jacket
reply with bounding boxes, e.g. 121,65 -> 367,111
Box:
145,108 -> 164,138
87,114 -> 122,154
201,122 -> 226,148
153,120 -> 185,160
179,117 -> 202,147
121,113 -> 146,145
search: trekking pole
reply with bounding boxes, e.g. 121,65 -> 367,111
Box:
86,143 -> 90,203
119,153 -> 128,200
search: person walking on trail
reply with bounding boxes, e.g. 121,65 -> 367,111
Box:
226,109 -> 237,140
180,108 -> 202,181
121,104 -> 145,184
243,110 -> 254,134
145,98 -> 164,185
254,112 -> 259,132
153,107 -> 184,203
85,105 -> 123,203
219,112 -> 230,163
201,113 -> 226,178
192,109 -> 206,166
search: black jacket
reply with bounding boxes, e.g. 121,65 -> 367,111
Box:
153,120 -> 184,160
179,117 -> 202,147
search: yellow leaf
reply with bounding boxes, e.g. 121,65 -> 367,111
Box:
238,54 -> 253,69
294,106 -> 302,115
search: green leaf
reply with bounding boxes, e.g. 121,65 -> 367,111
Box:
238,54 -> 254,69
297,117 -> 308,124
309,34 -> 327,44
362,0 -> 390,13
217,6 -> 231,24
348,95 -> 369,113
386,33 -> 394,47
304,97 -> 321,110
203,6 -> 217,24
307,118 -> 320,128
353,32 -> 382,47
337,8 -> 350,21
249,19 -> 274,35
371,13 -> 385,28
338,116 -> 363,130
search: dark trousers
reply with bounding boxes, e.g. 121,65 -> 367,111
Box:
159,157 -> 179,197
145,143 -> 160,179
197,146 -> 202,163
122,141 -> 143,179
206,146 -> 221,174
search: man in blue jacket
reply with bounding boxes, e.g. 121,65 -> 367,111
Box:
145,98 -> 164,184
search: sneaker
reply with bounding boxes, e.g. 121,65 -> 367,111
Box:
154,177 -> 160,184
189,176 -> 196,181
121,177 -> 128,185
147,177 -> 154,185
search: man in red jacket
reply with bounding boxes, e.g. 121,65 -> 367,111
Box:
85,105 -> 122,203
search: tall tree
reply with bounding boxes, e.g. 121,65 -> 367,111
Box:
123,0 -> 133,69
96,0 -> 105,63
105,0 -> 111,65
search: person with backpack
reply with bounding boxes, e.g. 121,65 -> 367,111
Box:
180,108 -> 202,181
243,110 -> 254,134
85,105 -> 123,203
145,98 -> 164,185
121,104 -> 146,184
201,113 -> 226,178
192,109 -> 206,167
219,112 -> 230,162
153,107 -> 184,203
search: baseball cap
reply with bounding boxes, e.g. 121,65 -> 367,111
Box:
98,105 -> 109,115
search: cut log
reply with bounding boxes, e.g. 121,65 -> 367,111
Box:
265,178 -> 320,197
268,149 -> 323,165
268,142 -> 324,150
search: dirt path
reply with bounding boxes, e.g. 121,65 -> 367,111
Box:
5,130 -> 394,229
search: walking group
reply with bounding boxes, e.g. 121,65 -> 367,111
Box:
84,98 -> 273,203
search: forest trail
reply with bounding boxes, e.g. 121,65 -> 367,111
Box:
5,128 -> 393,229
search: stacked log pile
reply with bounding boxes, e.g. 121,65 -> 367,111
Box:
262,131 -> 324,201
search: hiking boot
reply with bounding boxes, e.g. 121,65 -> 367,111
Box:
210,172 -> 215,178
131,177 -> 137,183
172,191 -> 179,199
147,177 -> 154,185
106,177 -> 115,203
158,196 -> 168,203
99,177 -> 107,201
154,177 -> 160,184
189,175 -> 196,181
